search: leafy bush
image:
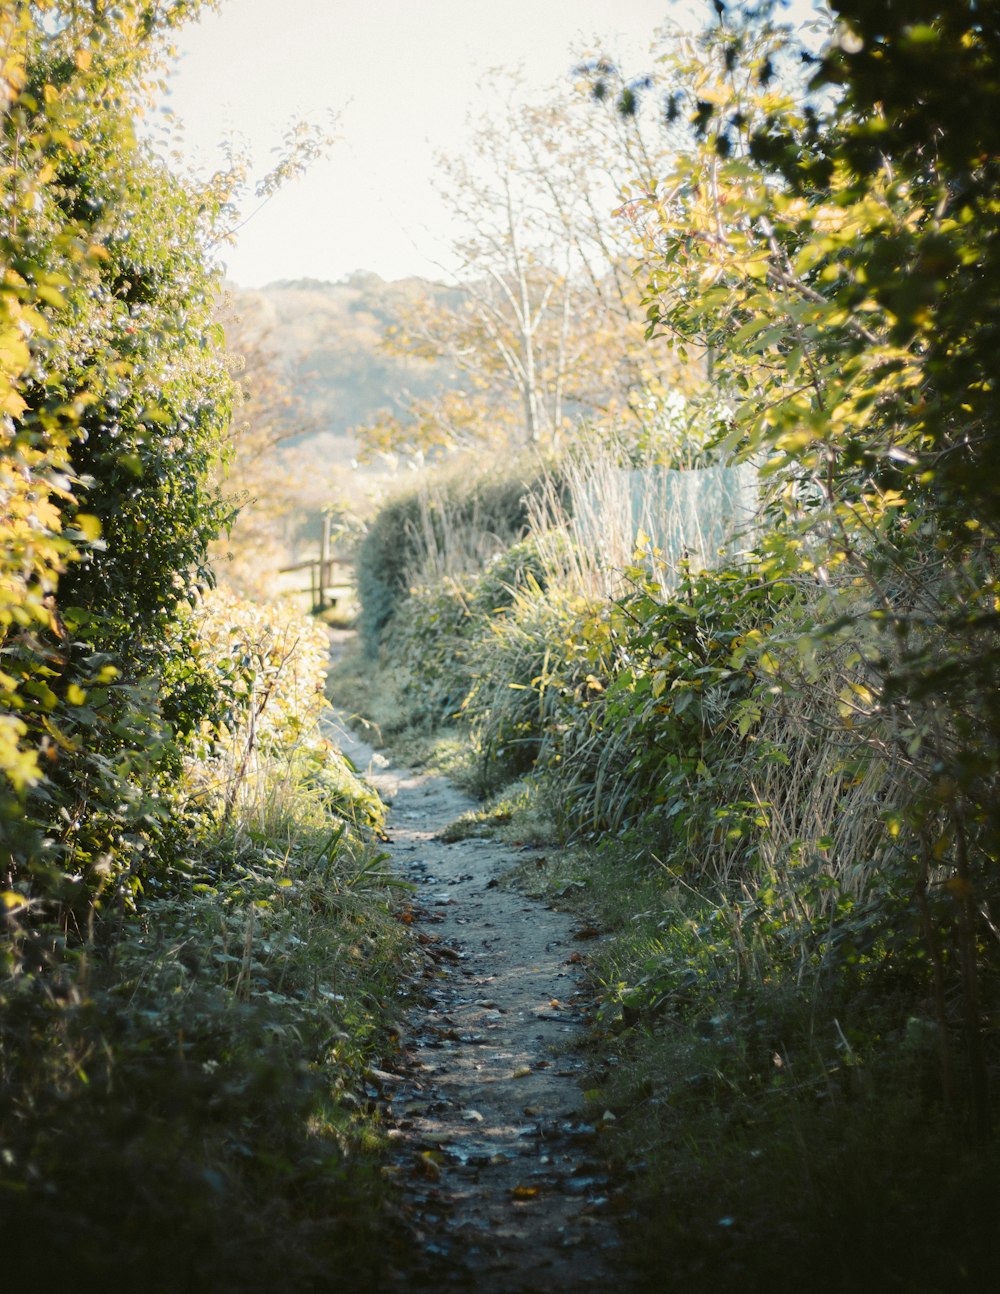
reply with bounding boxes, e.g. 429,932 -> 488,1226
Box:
525,562 -> 773,846
1,4 -> 234,905
174,587 -> 385,835
2,587 -> 401,1293
461,582 -> 594,793
0,15 -> 415,1284
621,1 -> 1000,1139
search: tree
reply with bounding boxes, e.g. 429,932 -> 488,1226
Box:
358,71 -> 686,459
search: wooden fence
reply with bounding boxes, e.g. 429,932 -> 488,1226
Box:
279,515 -> 353,613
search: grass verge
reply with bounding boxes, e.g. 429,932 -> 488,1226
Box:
519,846 -> 1000,1294
2,715 -> 416,1292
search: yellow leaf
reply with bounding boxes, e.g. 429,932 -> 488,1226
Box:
2,389 -> 27,417
75,48 -> 93,72
35,284 -> 65,309
759,650 -> 780,676
66,684 -> 87,706
75,513 -> 101,542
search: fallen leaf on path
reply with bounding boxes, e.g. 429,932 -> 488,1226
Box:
510,1184 -> 540,1200
511,1066 -> 532,1079
416,1151 -> 443,1179
426,944 -> 463,963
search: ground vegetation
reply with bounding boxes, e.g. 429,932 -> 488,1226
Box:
335,4 -> 1000,1286
2,7 -> 414,1286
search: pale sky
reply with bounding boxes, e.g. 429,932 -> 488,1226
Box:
156,0 -> 823,288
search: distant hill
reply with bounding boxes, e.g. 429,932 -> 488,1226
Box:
224,272 -> 459,463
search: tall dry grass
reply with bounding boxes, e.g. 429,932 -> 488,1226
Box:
526,446 -> 759,600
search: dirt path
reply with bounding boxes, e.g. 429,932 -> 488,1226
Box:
325,703 -> 628,1292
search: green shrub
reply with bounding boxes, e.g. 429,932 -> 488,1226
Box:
1,789 -> 408,1292
2,584 -> 405,1290
1,5 -> 234,905
363,532 -> 566,744
355,457 -> 561,651
461,583 -> 595,794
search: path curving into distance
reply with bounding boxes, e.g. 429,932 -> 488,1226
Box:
325,700 -> 629,1293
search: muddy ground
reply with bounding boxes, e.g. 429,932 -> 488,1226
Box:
325,704 -> 632,1293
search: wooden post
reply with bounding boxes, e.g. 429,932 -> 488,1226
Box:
320,513 -> 332,609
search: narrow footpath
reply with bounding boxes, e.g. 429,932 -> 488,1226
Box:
327,707 -> 629,1293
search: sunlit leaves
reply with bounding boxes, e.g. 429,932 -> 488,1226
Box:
1,1 -> 234,891
615,1 -> 1000,1134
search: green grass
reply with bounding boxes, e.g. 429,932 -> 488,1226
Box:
520,845 -> 1000,1294
436,776 -> 557,848
1,755 -> 415,1292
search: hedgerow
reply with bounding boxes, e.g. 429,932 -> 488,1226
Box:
2,9 -> 414,1287
354,455 -> 560,652
1,1 -> 234,904
340,9 -> 1000,1280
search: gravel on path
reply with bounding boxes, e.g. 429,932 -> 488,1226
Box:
324,705 -> 630,1293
